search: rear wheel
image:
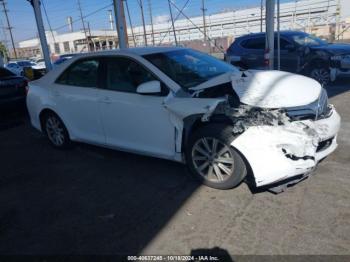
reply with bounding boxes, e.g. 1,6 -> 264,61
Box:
186,124 -> 247,190
42,113 -> 71,149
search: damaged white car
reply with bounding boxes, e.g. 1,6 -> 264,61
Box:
26,47 -> 341,191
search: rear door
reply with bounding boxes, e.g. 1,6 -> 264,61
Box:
239,37 -> 265,69
274,37 -> 299,72
51,58 -> 105,144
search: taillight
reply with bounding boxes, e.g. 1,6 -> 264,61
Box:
264,48 -> 270,68
22,80 -> 29,95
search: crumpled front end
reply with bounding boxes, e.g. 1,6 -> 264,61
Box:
231,107 -> 341,187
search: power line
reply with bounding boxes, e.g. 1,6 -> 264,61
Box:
158,0 -> 190,46
169,0 -> 224,53
0,0 -> 16,58
137,0 -> 147,46
42,0 -> 56,45
167,0 -> 178,45
125,0 -> 136,46
53,3 -> 113,32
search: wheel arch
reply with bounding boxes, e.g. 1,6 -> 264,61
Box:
39,108 -> 71,138
182,114 -> 256,185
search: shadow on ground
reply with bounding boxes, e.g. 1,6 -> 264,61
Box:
326,77 -> 350,98
0,113 -> 201,254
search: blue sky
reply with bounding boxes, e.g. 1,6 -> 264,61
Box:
1,0 -> 288,45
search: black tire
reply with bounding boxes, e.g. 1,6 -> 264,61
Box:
42,112 -> 71,149
309,64 -> 330,86
185,124 -> 247,190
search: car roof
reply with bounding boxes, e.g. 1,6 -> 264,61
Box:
236,30 -> 307,40
66,46 -> 186,59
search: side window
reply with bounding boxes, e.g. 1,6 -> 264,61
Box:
56,59 -> 99,88
275,38 -> 293,50
105,57 -> 156,93
241,37 -> 265,50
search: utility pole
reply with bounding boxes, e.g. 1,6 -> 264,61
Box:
125,0 -> 136,46
67,16 -> 73,32
168,0 -> 177,46
138,0 -> 148,46
201,0 -> 207,41
201,0 -> 210,53
147,0 -> 155,45
77,0 -> 89,51
277,0 -> 280,70
113,0 -> 128,49
0,0 -> 17,59
87,21 -> 93,51
28,0 -> 52,71
108,10 -> 114,30
265,0 -> 275,70
260,0 -> 264,32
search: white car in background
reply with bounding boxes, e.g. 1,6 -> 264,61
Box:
32,58 -> 46,70
26,47 -> 341,191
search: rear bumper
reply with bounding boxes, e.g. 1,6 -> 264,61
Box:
231,108 -> 341,187
0,96 -> 26,110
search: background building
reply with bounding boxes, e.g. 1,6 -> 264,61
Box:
14,0 -> 350,58
16,30 -> 117,58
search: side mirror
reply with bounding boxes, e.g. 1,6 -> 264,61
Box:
136,80 -> 161,94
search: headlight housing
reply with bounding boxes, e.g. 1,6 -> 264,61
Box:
285,88 -> 332,121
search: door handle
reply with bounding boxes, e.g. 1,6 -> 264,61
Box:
52,91 -> 60,97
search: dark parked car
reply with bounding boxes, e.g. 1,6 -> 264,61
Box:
225,31 -> 350,85
0,67 -> 28,111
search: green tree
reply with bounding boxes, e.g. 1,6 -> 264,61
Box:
0,42 -> 8,58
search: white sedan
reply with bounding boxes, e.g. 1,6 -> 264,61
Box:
26,47 -> 341,190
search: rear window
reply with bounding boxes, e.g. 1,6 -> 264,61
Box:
0,67 -> 15,77
56,58 -> 100,88
241,37 -> 265,50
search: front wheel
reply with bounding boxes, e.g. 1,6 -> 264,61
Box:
186,124 -> 247,190
309,66 -> 330,86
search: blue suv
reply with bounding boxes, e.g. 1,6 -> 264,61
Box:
225,31 -> 350,85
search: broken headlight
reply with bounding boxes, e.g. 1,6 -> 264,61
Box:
285,88 -> 332,121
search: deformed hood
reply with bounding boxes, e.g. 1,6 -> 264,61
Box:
312,43 -> 350,55
230,70 -> 322,108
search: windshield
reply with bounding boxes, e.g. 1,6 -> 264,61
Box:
143,49 -> 238,89
292,34 -> 327,46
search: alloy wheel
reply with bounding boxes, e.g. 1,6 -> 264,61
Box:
45,116 -> 65,146
310,68 -> 330,86
191,137 -> 235,183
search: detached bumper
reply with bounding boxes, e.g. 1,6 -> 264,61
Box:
231,108 -> 341,187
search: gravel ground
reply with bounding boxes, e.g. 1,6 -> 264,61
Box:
0,79 -> 349,256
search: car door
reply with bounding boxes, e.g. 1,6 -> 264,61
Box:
274,37 -> 299,72
240,37 -> 265,69
98,56 -> 175,158
52,57 -> 105,144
